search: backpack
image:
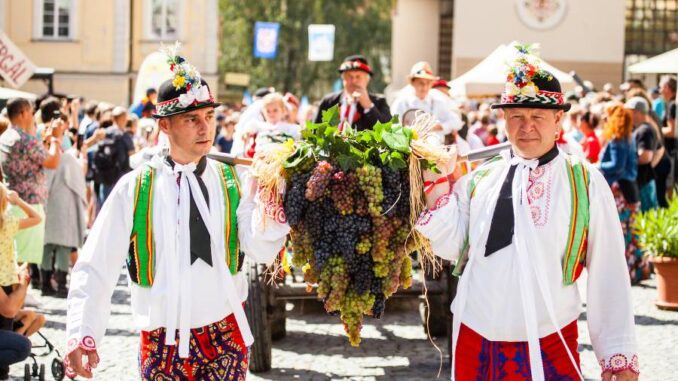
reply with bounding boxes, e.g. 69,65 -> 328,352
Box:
92,131 -> 126,185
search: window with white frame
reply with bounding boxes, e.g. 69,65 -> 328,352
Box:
150,0 -> 179,40
40,0 -> 72,38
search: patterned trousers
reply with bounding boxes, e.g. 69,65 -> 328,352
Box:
139,314 -> 248,381
455,320 -> 580,381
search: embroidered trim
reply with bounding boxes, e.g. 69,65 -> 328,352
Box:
599,354 -> 639,375
417,210 -> 433,226
65,336 -> 99,378
526,161 -> 554,226
416,194 -> 451,227
500,90 -> 565,106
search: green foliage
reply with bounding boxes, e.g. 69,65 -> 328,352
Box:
219,0 -> 393,98
284,105 -> 437,173
633,197 -> 678,258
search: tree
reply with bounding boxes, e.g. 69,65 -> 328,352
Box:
219,0 -> 393,100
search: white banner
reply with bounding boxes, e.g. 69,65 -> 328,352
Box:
308,24 -> 335,62
0,32 -> 36,89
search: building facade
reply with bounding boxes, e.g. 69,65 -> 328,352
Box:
0,0 -> 219,105
392,0 -> 678,92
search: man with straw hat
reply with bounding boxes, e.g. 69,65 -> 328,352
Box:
65,44 -> 289,380
416,43 -> 638,381
391,61 -> 461,143
314,54 -> 392,131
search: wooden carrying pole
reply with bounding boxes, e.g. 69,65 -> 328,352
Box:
207,142 -> 511,167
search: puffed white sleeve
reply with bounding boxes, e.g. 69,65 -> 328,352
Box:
235,165 -> 290,266
585,167 -> 639,377
414,174 -> 471,262
65,172 -> 135,354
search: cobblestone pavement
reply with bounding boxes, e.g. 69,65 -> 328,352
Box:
9,272 -> 678,380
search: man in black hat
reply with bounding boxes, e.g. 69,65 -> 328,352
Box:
65,48 -> 289,380
415,43 -> 638,381
314,54 -> 391,131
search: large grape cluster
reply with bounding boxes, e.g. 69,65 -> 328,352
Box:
284,158 -> 414,347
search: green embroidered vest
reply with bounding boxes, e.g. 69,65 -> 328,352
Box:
454,154 -> 590,286
127,162 -> 243,287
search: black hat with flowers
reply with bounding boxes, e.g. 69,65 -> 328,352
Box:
153,43 -> 220,119
338,54 -> 373,76
491,42 -> 571,111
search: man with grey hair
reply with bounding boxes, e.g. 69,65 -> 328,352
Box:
625,96 -> 661,211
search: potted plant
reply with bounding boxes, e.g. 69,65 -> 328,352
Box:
634,196 -> 678,310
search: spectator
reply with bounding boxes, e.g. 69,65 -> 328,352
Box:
314,55 -> 391,131
0,184 -> 43,380
284,92 -> 300,124
659,76 -> 677,197
243,93 -> 301,157
651,86 -> 665,121
0,98 -> 63,288
598,104 -> 644,283
215,114 -> 236,153
626,97 -> 660,212
92,107 -> 134,204
391,62 -> 461,143
486,127 -> 500,146
129,88 -> 157,118
41,112 -> 88,298
78,101 -> 98,139
578,110 -> 601,163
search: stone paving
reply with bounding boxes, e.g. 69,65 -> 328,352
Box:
9,272 -> 678,380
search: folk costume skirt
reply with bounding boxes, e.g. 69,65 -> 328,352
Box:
139,313 -> 248,381
454,320 -> 580,381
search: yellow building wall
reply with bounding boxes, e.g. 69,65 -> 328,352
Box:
1,0 -> 218,105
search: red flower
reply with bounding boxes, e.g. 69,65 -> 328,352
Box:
170,64 -> 175,71
186,82 -> 191,91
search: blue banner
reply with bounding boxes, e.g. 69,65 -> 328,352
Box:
253,22 -> 280,59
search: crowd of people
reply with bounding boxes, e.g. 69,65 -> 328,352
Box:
0,46 -> 669,379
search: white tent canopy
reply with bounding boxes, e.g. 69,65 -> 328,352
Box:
449,45 -> 575,97
627,48 -> 678,74
0,86 -> 37,100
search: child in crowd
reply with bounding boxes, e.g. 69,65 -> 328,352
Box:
0,183 -> 43,380
243,93 -> 301,157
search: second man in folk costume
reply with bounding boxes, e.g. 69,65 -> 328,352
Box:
417,43 -> 639,381
65,48 -> 289,380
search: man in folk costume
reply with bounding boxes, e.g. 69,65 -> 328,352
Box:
416,43 -> 639,381
65,46 -> 289,380
314,55 -> 392,131
391,61 -> 462,143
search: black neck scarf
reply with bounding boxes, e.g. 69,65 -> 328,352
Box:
484,145 -> 560,257
166,155 -> 213,266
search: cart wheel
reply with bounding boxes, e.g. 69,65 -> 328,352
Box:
52,358 -> 66,381
38,364 -> 45,381
269,299 -> 287,341
24,363 -> 31,381
245,262 -> 272,373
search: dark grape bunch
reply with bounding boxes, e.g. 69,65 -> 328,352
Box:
284,159 -> 414,346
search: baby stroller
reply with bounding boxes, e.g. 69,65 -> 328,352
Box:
22,331 -> 67,381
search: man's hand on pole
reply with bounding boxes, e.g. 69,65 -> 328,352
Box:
423,150 -> 460,209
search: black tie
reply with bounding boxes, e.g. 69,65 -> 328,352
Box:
167,156 -> 213,266
485,145 -> 560,257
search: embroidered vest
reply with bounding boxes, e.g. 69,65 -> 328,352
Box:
127,162 -> 243,287
454,154 -> 590,286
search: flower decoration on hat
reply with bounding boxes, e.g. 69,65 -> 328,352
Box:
153,42 -> 220,118
504,42 -> 553,98
490,41 -> 570,111
162,42 -> 212,108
